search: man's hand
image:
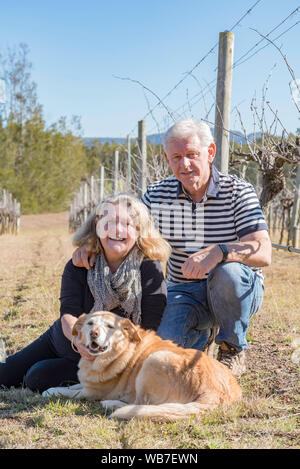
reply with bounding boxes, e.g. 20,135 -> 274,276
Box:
72,246 -> 96,269
181,245 -> 223,279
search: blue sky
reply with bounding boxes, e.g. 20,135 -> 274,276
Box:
1,0 -> 300,138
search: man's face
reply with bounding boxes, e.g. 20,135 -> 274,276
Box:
164,134 -> 215,193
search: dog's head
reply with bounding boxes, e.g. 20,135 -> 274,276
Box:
72,311 -> 141,356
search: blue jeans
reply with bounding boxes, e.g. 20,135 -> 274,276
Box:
157,262 -> 264,352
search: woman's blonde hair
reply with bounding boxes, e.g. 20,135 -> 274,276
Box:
72,193 -> 171,263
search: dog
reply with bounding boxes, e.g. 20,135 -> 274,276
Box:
43,311 -> 242,420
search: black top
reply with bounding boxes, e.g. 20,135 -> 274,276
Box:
47,258 -> 167,361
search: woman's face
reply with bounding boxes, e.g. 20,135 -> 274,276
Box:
96,203 -> 138,263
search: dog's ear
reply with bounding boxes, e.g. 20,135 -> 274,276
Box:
72,313 -> 87,336
121,318 -> 141,342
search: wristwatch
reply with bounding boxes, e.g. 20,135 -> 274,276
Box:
218,244 -> 229,263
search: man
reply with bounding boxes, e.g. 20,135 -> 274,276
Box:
73,119 -> 271,378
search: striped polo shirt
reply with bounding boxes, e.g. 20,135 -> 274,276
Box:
141,164 -> 268,283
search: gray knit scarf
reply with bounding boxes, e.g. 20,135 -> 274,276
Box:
87,245 -> 144,325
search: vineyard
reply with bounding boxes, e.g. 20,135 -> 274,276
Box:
1,0 -> 300,451
0,189 -> 20,235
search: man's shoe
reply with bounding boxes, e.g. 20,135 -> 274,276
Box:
217,342 -> 246,378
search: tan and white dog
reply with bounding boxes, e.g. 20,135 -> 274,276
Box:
43,311 -> 242,420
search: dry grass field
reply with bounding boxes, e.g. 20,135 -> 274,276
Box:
0,213 -> 299,449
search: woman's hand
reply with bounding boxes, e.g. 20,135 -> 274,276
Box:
73,336 -> 95,361
72,246 -> 96,270
61,314 -> 95,361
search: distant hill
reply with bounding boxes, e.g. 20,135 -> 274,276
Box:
83,134 -> 166,148
83,137 -> 126,147
83,130 -> 261,148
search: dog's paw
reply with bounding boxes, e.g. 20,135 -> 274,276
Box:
100,400 -> 127,410
42,387 -> 60,397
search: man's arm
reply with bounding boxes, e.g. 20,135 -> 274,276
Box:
181,230 -> 272,280
72,246 -> 96,269
225,230 -> 272,267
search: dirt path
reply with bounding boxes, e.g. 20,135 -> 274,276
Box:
0,212 -> 74,352
20,212 -> 69,232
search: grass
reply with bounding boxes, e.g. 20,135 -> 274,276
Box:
0,213 -> 299,449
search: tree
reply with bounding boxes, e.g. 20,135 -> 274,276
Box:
0,43 -> 41,125
0,44 -> 88,214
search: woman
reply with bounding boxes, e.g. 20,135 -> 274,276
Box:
0,193 -> 171,393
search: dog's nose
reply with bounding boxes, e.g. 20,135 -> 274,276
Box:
90,328 -> 100,339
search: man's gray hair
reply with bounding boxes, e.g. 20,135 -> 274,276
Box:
164,119 -> 214,151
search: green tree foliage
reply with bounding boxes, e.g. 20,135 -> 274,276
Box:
0,112 -> 88,213
84,140 -> 122,176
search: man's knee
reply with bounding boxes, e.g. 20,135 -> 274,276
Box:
208,262 -> 250,296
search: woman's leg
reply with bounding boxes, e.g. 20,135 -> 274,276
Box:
24,357 -> 79,393
0,331 -> 57,389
